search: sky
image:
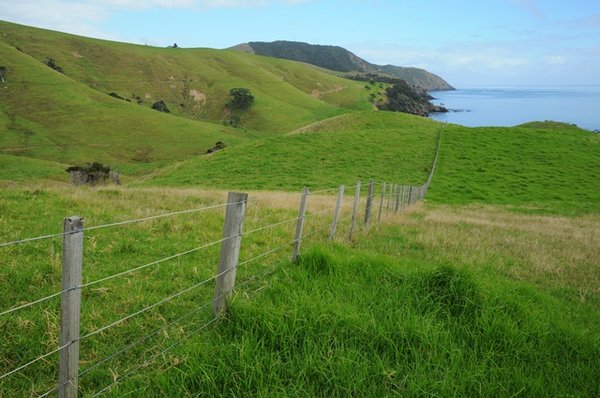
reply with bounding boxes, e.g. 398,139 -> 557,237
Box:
1,0 -> 599,87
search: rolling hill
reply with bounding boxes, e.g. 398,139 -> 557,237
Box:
0,21 -> 373,178
232,40 -> 454,91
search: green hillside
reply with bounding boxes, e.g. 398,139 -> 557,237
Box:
233,40 -> 454,91
428,121 -> 600,214
0,20 -> 599,398
0,21 -> 373,178
143,111 -> 443,190
145,112 -> 600,216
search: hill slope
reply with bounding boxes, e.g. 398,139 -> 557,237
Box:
143,111 -> 443,190
232,40 -> 454,91
428,122 -> 600,214
0,21 -> 374,178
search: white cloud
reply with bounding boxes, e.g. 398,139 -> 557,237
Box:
545,55 -> 566,65
0,0 -> 118,39
0,0 -> 311,43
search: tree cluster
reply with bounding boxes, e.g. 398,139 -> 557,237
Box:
227,88 -> 254,110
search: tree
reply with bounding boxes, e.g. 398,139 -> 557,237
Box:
227,88 -> 254,110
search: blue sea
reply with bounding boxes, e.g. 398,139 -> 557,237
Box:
428,86 -> 600,132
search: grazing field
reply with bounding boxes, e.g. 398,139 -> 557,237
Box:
428,121 -> 600,215
0,185 -> 347,396
100,206 -> 600,397
0,20 -> 373,180
1,20 -> 599,396
144,111 -> 443,191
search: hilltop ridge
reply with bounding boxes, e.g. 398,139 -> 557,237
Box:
231,40 -> 454,91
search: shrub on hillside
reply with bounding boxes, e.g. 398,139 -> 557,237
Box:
66,162 -> 111,186
44,58 -> 63,73
227,88 -> 254,110
152,100 -> 170,113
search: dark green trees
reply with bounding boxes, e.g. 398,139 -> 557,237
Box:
227,88 -> 254,110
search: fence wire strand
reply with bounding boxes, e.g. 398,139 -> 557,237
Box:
0,200 -> 239,249
0,341 -> 72,382
89,257 -> 285,397
90,316 -> 220,397
243,216 -> 300,236
0,290 -> 63,318
79,234 -> 236,290
79,268 -> 229,342
37,301 -> 214,398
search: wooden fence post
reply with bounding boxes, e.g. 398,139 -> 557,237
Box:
408,186 -> 413,206
394,185 -> 401,213
59,216 -> 84,398
213,192 -> 247,317
292,188 -> 309,263
364,180 -> 375,226
400,185 -> 406,211
378,181 -> 386,222
329,185 -> 344,241
349,181 -> 361,240
386,183 -> 392,211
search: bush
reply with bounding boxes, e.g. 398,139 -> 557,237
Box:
66,162 -> 111,186
227,88 -> 254,110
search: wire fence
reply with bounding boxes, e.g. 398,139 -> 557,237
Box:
0,131 -> 441,397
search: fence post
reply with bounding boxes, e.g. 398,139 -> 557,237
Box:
378,181 -> 386,222
349,181 -> 361,240
213,192 -> 247,317
394,185 -> 401,213
398,185 -> 404,211
292,187 -> 309,263
329,185 -> 344,241
59,216 -> 84,398
386,183 -> 392,211
364,180 -> 375,226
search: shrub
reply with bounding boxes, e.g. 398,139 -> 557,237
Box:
66,162 -> 111,186
227,88 -> 254,110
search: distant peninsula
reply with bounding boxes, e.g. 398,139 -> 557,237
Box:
231,40 -> 454,92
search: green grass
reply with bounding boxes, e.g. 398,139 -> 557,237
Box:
108,243 -> 600,397
0,185 -> 321,396
1,20 -> 600,398
428,122 -> 600,214
0,20 -> 373,180
0,154 -> 68,182
144,111 -> 443,191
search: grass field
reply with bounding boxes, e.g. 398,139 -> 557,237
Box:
1,20 -> 599,398
144,111 -> 443,191
428,121 -> 600,215
0,20 -> 373,180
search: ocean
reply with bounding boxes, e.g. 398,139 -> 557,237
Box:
428,86 -> 600,132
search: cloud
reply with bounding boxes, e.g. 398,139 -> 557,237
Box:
0,0 -> 116,39
0,0 -> 311,42
508,0 -> 545,20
